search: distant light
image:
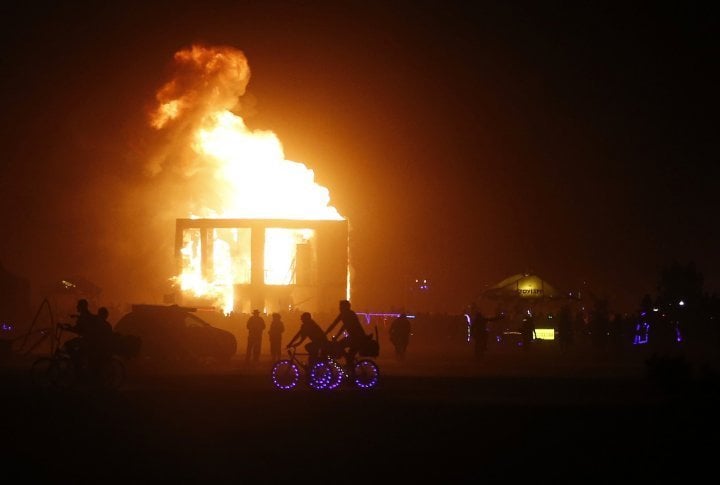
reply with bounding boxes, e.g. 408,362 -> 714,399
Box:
678,300 -> 685,306
652,308 -> 659,312
413,278 -> 430,292
535,328 -> 555,340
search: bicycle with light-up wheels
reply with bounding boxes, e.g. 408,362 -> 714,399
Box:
270,346 -> 339,391
31,322 -> 125,390
324,352 -> 380,390
321,337 -> 381,390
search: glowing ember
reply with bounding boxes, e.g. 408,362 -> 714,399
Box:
149,45 -> 344,313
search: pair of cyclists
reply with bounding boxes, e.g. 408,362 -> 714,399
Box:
285,300 -> 372,369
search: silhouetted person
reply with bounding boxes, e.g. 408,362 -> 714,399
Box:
325,300 -> 369,369
245,309 -> 265,364
609,313 -> 626,356
520,312 -> 536,351
556,304 -> 574,354
64,299 -> 95,366
95,305 -> 114,342
573,310 -> 587,346
268,312 -> 285,362
64,299 -> 112,380
650,314 -> 677,355
71,298 -> 97,334
286,312 -> 329,365
97,307 -> 113,333
82,305 -> 117,385
589,299 -> 610,357
471,311 -> 502,360
389,313 -> 411,360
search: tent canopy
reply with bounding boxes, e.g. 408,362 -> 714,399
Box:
481,273 -> 560,301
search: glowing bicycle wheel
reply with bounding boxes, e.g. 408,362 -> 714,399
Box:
353,359 -> 380,389
308,360 -> 336,390
271,360 -> 300,390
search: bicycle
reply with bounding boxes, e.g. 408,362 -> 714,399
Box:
31,323 -> 126,391
270,346 -> 339,391
323,349 -> 381,390
317,327 -> 381,390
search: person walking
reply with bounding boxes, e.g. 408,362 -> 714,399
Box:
389,313 -> 411,361
556,304 -> 574,355
245,309 -> 266,364
268,312 -> 285,362
471,310 -> 502,360
521,311 -> 536,351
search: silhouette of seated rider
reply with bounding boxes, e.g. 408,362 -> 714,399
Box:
285,312 -> 329,366
325,300 -> 371,370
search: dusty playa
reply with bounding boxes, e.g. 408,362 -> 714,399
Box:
1,345 -> 718,482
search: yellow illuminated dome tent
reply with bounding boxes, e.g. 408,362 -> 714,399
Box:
482,273 -> 560,301
478,273 -> 568,340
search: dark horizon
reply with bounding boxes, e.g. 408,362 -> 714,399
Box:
0,1 -> 717,315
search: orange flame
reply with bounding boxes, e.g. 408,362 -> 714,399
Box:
150,45 -> 344,312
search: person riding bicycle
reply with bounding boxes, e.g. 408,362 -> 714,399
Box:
286,312 -> 329,365
324,300 -> 371,370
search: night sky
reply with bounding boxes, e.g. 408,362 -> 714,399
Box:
0,1 -> 716,313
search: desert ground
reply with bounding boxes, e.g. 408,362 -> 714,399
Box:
1,340 -> 718,482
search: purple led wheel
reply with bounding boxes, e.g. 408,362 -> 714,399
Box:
353,359 -> 380,389
309,360 -> 334,390
271,360 -> 300,390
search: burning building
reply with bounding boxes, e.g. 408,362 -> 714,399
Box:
175,217 -> 349,315
149,45 -> 349,314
